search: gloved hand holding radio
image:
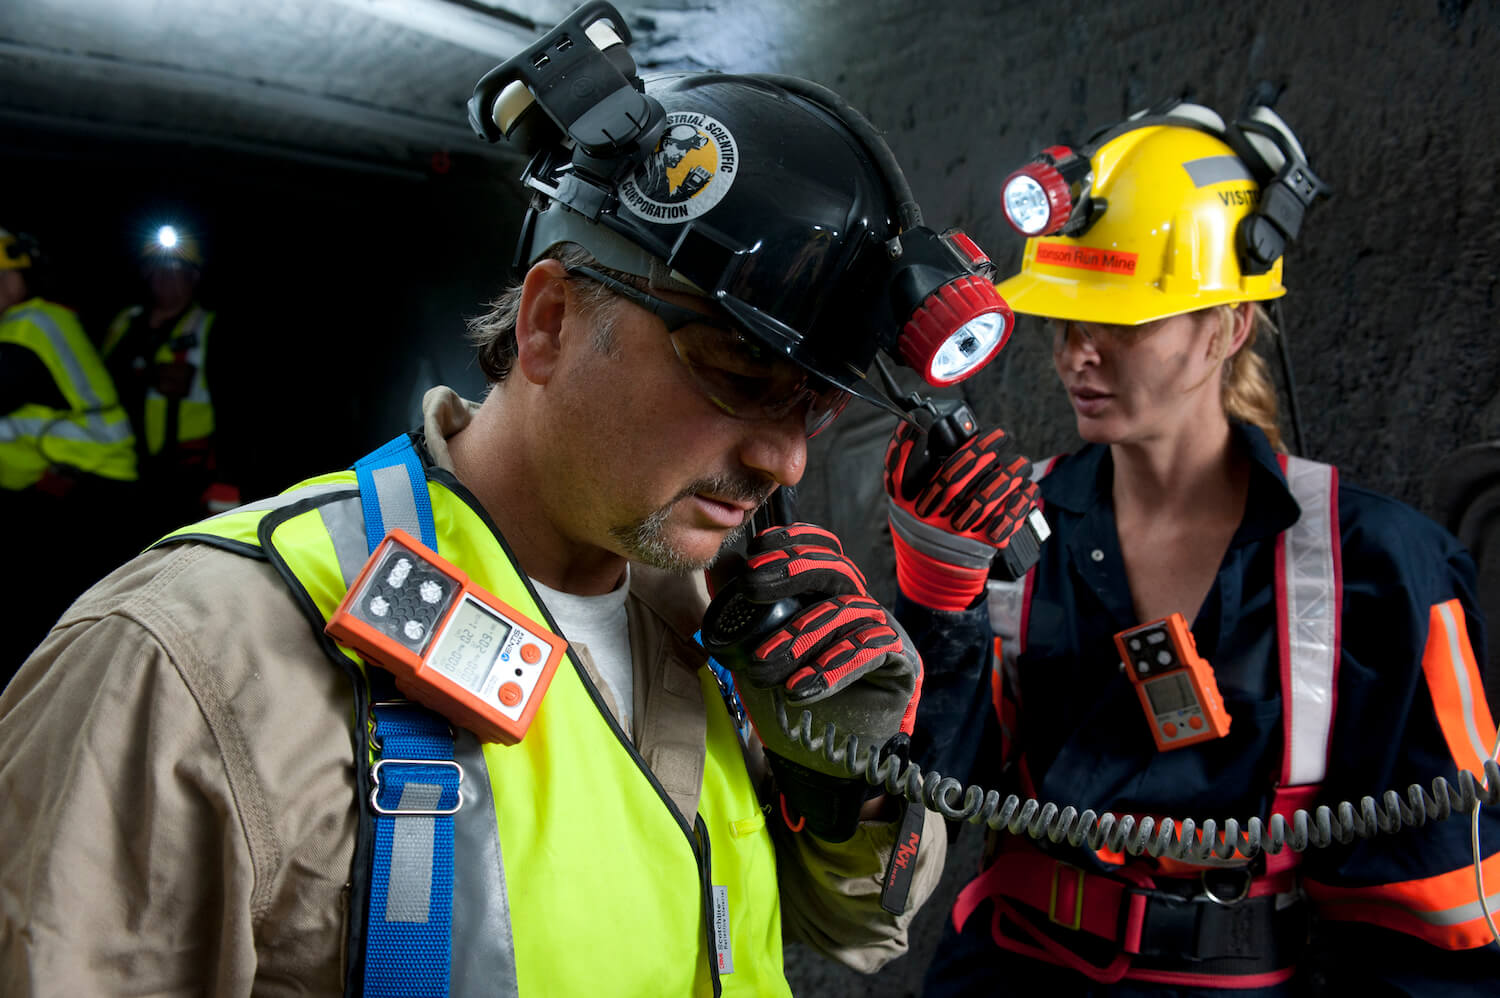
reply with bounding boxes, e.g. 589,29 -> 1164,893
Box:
701,522 -> 922,841
883,418 -> 1042,611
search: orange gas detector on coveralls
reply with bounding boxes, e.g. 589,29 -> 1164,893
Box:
1114,612 -> 1232,751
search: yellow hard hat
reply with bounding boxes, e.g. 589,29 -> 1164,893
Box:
997,117 -> 1309,326
0,228 -> 34,270
141,224 -> 204,269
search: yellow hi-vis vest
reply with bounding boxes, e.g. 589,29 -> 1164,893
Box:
104,303 -> 216,454
162,461 -> 790,997
0,298 -> 137,490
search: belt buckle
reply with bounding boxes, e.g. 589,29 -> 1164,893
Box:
1049,861 -> 1086,930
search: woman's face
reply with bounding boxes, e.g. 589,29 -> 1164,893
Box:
1050,309 -> 1229,446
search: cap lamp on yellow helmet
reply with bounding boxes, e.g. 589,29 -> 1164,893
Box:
467,1 -> 1013,422
0,229 -> 37,271
996,96 -> 1330,326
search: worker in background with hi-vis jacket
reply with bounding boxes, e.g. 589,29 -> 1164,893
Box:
0,7 -> 1026,993
103,222 -> 237,528
0,227 -> 136,685
884,98 -> 1500,993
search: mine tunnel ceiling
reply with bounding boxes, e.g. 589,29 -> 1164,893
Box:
0,0 -> 727,176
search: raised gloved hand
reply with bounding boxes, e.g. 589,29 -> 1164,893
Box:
701,523 -> 922,840
883,417 -> 1042,611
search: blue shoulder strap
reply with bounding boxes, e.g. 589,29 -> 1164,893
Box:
353,433 -> 458,998
354,432 -> 439,553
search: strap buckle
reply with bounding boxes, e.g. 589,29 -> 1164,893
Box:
1048,861 -> 1086,930
369,758 -> 464,816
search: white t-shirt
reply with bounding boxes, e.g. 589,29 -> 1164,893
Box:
530,569 -> 634,734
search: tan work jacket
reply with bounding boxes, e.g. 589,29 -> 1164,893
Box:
0,386 -> 945,996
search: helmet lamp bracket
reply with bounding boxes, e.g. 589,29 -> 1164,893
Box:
468,1 -> 665,177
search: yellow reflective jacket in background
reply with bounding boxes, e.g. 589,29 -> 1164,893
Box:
0,297 -> 136,490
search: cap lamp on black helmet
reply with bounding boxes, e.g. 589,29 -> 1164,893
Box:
467,2 -> 1012,420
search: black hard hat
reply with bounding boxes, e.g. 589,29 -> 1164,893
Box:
518,72 -> 907,412
471,3 -> 1010,413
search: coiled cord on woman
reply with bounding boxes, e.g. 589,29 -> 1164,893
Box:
775,699 -> 1500,863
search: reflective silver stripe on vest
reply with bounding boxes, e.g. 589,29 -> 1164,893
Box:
201,482 -> 355,521
8,306 -> 103,409
0,415 -> 132,444
176,307 -> 213,404
1281,456 -> 1339,786
449,730 -> 518,998
318,492 -> 520,998
3,307 -> 130,446
319,496 -> 373,585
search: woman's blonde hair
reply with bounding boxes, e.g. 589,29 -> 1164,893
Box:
1208,302 -> 1284,451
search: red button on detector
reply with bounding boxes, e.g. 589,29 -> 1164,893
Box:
499,682 -> 523,706
1162,722 -> 1178,738
1189,715 -> 1204,730
520,644 -> 541,664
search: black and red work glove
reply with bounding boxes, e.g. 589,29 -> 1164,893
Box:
701,523 -> 923,841
883,420 -> 1042,611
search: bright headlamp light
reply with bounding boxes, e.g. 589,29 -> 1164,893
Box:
927,312 -> 1009,384
891,228 -> 1014,387
1000,145 -> 1092,239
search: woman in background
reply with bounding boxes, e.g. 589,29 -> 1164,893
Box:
883,102 -> 1500,994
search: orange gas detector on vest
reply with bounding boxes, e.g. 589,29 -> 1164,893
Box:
326,529 -> 566,744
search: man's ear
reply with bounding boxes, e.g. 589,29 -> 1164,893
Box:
514,259 -> 569,385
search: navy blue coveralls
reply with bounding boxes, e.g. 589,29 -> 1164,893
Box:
905,423 -> 1500,995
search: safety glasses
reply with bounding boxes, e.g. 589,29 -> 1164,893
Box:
566,265 -> 850,436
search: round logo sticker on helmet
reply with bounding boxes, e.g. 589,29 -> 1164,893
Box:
618,112 -> 738,223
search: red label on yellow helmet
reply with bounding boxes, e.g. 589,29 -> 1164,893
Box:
1035,241 -> 1138,276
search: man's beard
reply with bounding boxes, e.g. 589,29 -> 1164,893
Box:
609,472 -> 774,574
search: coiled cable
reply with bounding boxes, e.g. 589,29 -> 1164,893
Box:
774,698 -> 1500,864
